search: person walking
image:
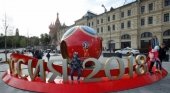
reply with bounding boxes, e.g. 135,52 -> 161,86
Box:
46,52 -> 50,62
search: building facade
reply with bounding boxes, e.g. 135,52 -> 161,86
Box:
50,0 -> 170,50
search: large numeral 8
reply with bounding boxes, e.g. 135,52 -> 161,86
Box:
135,55 -> 147,75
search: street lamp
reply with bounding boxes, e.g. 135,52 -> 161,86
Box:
101,4 -> 107,13
4,22 -> 8,62
5,26 -> 8,62
102,4 -> 112,53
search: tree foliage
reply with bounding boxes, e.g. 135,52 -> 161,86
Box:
20,36 -> 27,47
0,35 -> 41,49
29,36 -> 39,46
40,33 -> 51,46
0,25 -> 52,49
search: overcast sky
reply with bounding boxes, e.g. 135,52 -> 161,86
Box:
0,0 -> 135,37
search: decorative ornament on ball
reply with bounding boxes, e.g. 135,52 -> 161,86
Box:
60,25 -> 102,61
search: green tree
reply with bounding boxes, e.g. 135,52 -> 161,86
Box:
40,34 -> 45,45
29,36 -> 40,46
0,36 -> 5,48
6,36 -> 13,48
40,33 -> 51,46
44,33 -> 51,45
20,37 -> 27,47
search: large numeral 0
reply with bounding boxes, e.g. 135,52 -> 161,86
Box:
135,55 -> 147,75
83,58 -> 102,82
104,57 -> 125,80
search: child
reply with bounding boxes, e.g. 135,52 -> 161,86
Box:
148,46 -> 161,74
70,52 -> 83,82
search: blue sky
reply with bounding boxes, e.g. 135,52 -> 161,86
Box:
0,0 -> 135,37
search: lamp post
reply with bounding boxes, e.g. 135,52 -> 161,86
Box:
4,14 -> 8,62
102,4 -> 111,53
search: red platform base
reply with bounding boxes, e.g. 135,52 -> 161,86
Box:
2,67 -> 168,93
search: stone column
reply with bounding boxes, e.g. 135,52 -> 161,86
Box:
102,39 -> 108,50
156,32 -> 162,45
131,35 -> 138,49
115,36 -> 121,49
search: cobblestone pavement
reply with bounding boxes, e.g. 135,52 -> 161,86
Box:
0,54 -> 169,93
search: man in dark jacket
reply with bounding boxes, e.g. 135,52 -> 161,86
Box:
159,43 -> 168,62
157,43 -> 169,71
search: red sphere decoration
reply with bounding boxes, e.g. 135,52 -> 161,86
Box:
60,26 -> 102,60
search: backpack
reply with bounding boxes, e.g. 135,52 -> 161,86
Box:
149,49 -> 160,62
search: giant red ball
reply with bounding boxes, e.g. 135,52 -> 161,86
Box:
60,26 -> 102,60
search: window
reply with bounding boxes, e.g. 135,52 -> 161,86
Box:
165,0 -> 170,6
149,3 -> 153,11
88,22 -> 90,26
112,25 -> 115,30
101,18 -> 103,23
128,10 -> 131,16
108,25 -> 111,31
121,23 -> 124,29
101,27 -> 103,33
108,16 -> 110,21
141,18 -> 145,26
141,32 -> 152,38
121,12 -> 124,18
97,28 -> 99,33
141,6 -> 145,14
163,29 -> 170,36
164,13 -> 169,22
148,17 -> 153,24
127,21 -> 131,28
97,20 -> 99,24
112,15 -> 115,20
121,34 -> 131,39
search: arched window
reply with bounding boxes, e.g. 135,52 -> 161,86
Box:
163,29 -> 170,36
141,32 -> 152,38
121,34 -> 131,40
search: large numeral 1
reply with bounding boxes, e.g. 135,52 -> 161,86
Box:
62,59 -> 68,82
128,55 -> 134,78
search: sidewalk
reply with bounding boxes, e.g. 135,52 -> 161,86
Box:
0,55 -> 169,93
